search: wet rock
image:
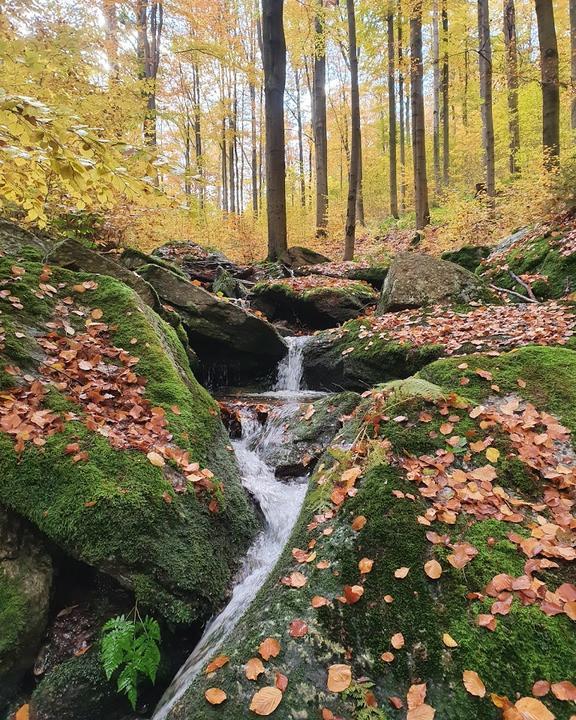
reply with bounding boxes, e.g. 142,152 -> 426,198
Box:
153,241 -> 251,285
213,268 -> 249,299
279,246 -> 331,269
0,507 -> 52,710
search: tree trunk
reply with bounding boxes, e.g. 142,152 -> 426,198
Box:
397,0 -> 406,212
535,0 -> 560,165
295,69 -> 306,208
135,0 -> 163,149
344,0 -> 360,260
477,0 -> 495,197
387,8 -> 399,218
356,140 -> 365,227
250,81 -> 259,216
432,0 -> 441,194
503,0 -> 520,175
313,2 -> 329,235
192,63 -> 204,208
221,116 -> 228,213
571,0 -> 576,133
262,0 -> 288,260
102,0 -> 119,81
463,27 -> 469,127
410,0 -> 430,230
441,0 -> 449,184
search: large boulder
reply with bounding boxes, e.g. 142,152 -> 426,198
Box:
279,246 -> 330,269
152,241 -> 250,285
163,346 -> 576,720
441,245 -> 491,272
298,261 -> 389,289
378,252 -> 495,313
0,252 -> 258,631
250,277 -> 378,330
138,264 -> 287,382
0,507 -> 52,711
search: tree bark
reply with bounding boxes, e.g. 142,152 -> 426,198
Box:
397,0 -> 407,212
135,0 -> 163,149
503,0 -> 520,175
410,0 -> 430,230
535,0 -> 560,165
387,8 -> 399,218
432,0 -> 441,194
344,0 -> 360,260
477,0 -> 495,196
571,0 -> 576,134
262,0 -> 288,260
441,0 -> 449,184
192,63 -> 204,208
295,69 -> 306,208
102,0 -> 119,81
312,2 -> 329,235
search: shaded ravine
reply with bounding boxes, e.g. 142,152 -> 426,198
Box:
152,338 -> 315,719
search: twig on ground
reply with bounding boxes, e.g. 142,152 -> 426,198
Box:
489,284 -> 538,304
509,270 -> 539,302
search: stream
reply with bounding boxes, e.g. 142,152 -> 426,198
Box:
153,337 -> 317,719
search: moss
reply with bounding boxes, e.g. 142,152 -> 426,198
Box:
441,246 -> 491,272
0,574 -> 26,661
253,280 -> 376,303
0,258 -> 258,626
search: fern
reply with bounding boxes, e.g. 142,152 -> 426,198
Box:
101,612 -> 161,709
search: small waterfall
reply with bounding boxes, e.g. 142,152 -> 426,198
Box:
274,335 -> 310,393
152,383 -> 309,719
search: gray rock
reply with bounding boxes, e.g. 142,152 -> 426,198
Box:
0,506 -> 52,709
138,264 -> 287,380
378,252 -> 495,313
279,246 -> 331,269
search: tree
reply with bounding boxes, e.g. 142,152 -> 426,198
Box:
397,0 -> 407,211
410,0 -> 430,230
441,0 -> 449,185
344,0 -> 360,260
571,0 -> 576,134
135,0 -> 163,149
387,6 -> 399,218
503,0 -> 520,175
477,0 -> 495,197
535,0 -> 560,165
432,0 -> 441,194
312,0 -> 329,236
262,0 -> 288,260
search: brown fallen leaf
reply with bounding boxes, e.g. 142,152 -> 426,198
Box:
147,450 -> 165,467
311,595 -> 329,608
15,705 -> 29,720
531,681 -> 550,698
424,560 -> 442,580
442,633 -> 458,648
463,670 -> 486,698
275,672 -> 288,692
282,571 -> 307,588
381,651 -> 395,662
289,619 -> 308,638
394,566 -> 410,579
514,696 -> 555,720
343,585 -> 364,604
352,515 -> 367,531
327,664 -> 352,692
407,683 -> 427,709
205,655 -> 229,674
249,686 -> 283,715
391,632 -> 405,649
359,557 -> 374,574
259,637 -> 281,660
205,688 -> 227,705
245,657 -> 265,680
407,705 -> 436,720
551,681 -> 576,701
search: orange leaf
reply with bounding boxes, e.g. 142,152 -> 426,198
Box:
205,688 -> 227,705
514,697 -> 555,720
147,451 -> 165,467
359,557 -> 374,574
442,633 -> 458,648
205,655 -> 229,674
463,670 -> 486,698
15,705 -> 29,720
275,672 -> 288,692
551,681 -> 576,701
381,651 -> 395,662
282,571 -> 307,588
394,566 -> 410,579
352,515 -> 367,531
531,681 -> 550,698
245,657 -> 265,680
289,619 -> 308,638
327,664 -> 352,692
407,705 -> 436,720
249,686 -> 283,715
311,595 -> 329,608
259,637 -> 281,660
343,585 -> 364,604
391,632 -> 405,649
407,683 -> 427,709
424,560 -> 442,579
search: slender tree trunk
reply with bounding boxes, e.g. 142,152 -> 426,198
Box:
344,0 -> 360,260
441,0 -> 449,184
295,69 -> 306,208
250,81 -> 259,216
503,0 -> 520,175
571,0 -> 576,134
356,140 -> 365,226
262,0 -> 288,260
405,93 -> 411,150
463,27 -> 469,127
135,0 -> 163,150
410,0 -> 430,230
477,0 -> 496,196
432,0 -> 441,194
192,63 -> 204,208
102,0 -> 119,81
184,118 -> 191,198
387,8 -> 399,218
221,116 -> 228,213
313,2 -> 329,235
535,0 -> 560,165
397,0 -> 407,212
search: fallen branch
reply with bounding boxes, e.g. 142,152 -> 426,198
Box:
489,284 -> 538,304
508,271 -> 538,302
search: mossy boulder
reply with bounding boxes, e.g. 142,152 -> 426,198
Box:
250,278 -> 378,330
379,252 -> 496,313
297,261 -> 390,290
260,392 -> 361,477
0,255 -> 258,628
164,349 -> 576,720
138,264 -> 287,382
441,245 -> 491,272
302,319 -> 444,391
279,246 -> 330,269
480,230 -> 576,300
0,508 -> 52,711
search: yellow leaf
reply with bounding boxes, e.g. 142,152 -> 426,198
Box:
442,633 -> 458,648
486,447 -> 500,463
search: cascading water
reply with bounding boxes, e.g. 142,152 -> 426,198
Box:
152,338 -> 314,720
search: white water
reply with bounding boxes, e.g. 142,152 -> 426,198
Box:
152,338 -> 313,720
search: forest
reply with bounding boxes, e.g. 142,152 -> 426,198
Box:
1,1 -> 576,720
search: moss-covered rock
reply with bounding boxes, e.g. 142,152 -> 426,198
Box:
164,351 -> 576,720
302,319 -> 444,391
0,508 -> 52,711
441,245 -> 491,272
279,246 -> 331,269
0,255 -> 258,628
480,230 -> 576,300
250,278 -> 379,330
379,252 -> 496,313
